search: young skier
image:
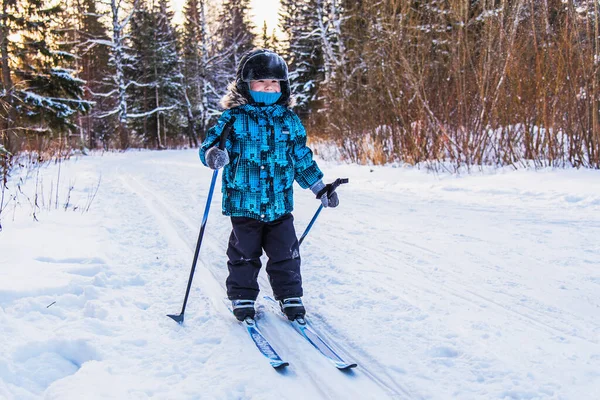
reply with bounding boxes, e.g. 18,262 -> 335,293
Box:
199,49 -> 339,322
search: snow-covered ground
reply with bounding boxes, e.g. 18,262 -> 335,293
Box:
1,149 -> 599,399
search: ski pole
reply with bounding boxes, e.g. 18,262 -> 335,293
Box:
168,117 -> 235,324
298,178 -> 348,246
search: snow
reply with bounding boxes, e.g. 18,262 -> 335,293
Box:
50,69 -> 86,85
1,149 -> 599,399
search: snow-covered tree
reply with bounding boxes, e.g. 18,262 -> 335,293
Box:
181,0 -> 225,143
0,0 -> 92,153
99,0 -> 139,149
279,0 -> 324,116
128,0 -> 183,149
215,0 -> 256,89
71,0 -> 114,149
261,21 -> 277,50
315,0 -> 345,84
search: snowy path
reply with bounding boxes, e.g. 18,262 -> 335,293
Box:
1,149 -> 599,399
116,156 -> 409,399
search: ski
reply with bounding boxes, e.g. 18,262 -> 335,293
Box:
226,299 -> 288,368
265,296 -> 357,370
243,317 -> 289,369
290,317 -> 357,370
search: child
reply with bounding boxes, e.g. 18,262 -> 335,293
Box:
199,49 -> 339,322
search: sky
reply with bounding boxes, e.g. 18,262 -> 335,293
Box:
171,0 -> 283,39
249,0 -> 283,38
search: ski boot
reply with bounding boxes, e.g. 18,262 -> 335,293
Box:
231,299 -> 255,321
279,297 -> 306,321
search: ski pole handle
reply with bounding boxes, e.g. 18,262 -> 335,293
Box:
327,178 -> 348,197
218,116 -> 236,150
315,177 -> 349,199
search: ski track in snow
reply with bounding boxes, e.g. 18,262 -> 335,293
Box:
118,164 -> 409,399
0,149 -> 599,399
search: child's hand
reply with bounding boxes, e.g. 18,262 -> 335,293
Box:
320,191 -> 339,208
205,147 -> 229,170
310,180 -> 340,208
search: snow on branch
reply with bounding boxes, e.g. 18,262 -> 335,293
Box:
50,68 -> 86,85
128,105 -> 177,118
87,88 -> 119,98
96,108 -> 122,118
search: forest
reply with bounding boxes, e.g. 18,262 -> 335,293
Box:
1,0 -> 600,170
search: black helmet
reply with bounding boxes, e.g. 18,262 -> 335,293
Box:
235,49 -> 291,105
240,49 -> 288,82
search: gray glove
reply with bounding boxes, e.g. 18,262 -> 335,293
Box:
310,180 -> 339,208
205,146 -> 229,170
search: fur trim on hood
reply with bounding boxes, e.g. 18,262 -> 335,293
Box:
220,81 -> 296,110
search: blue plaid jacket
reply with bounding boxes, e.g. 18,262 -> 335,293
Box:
199,104 -> 323,222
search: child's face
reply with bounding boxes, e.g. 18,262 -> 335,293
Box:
250,80 -> 281,93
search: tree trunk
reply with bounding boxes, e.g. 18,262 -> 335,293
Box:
112,0 -> 132,149
0,0 -> 19,153
154,64 -> 164,149
593,0 -> 600,167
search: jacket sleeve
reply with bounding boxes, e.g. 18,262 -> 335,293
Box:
199,110 -> 234,167
289,113 -> 324,189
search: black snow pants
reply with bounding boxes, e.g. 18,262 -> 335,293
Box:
226,213 -> 302,301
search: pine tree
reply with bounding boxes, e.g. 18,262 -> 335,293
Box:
154,0 -> 184,148
128,0 -> 184,148
215,0 -> 256,89
128,2 -> 156,146
104,0 -> 139,149
71,0 -> 114,149
261,21 -> 273,49
280,0 -> 325,116
0,0 -> 92,153
314,0 -> 345,85
181,0 -> 222,143
270,28 -> 281,53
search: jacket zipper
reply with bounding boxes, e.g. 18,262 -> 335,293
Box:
232,156 -> 240,183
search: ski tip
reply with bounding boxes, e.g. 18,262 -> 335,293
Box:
337,362 -> 358,370
167,313 -> 184,324
272,361 -> 290,369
